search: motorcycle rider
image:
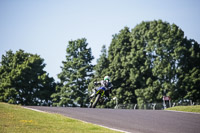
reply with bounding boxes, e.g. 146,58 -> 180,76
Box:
90,76 -> 113,99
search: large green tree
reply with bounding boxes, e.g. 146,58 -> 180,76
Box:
130,20 -> 200,105
106,27 -> 136,108
103,20 -> 200,108
0,50 -> 56,105
52,38 -> 94,107
131,20 -> 184,105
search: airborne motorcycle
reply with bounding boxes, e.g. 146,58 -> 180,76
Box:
89,86 -> 107,108
89,76 -> 113,108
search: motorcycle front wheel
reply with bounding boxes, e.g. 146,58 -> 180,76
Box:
91,94 -> 101,108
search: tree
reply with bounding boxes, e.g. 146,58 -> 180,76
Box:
130,20 -> 200,105
104,20 -> 200,108
106,27 -> 136,108
130,20 -> 185,105
93,45 -> 109,79
0,50 -> 56,105
175,39 -> 200,103
52,38 -> 94,107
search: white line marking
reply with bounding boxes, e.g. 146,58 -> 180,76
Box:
82,121 -> 132,133
23,107 -> 48,113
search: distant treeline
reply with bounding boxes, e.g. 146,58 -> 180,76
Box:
1,20 -> 200,107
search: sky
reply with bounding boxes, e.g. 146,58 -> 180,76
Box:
0,0 -> 200,82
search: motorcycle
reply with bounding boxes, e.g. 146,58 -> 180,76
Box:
89,86 -> 107,108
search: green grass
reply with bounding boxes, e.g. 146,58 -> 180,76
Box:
165,105 -> 200,113
0,102 -> 121,133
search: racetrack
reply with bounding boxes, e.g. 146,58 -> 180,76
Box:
25,106 -> 200,133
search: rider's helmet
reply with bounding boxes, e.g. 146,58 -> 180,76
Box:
104,76 -> 110,81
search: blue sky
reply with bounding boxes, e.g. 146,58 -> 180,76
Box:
1,0 -> 200,81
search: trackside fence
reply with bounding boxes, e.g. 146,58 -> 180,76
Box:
114,101 -> 200,110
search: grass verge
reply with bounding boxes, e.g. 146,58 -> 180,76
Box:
165,105 -> 200,113
0,102 -> 121,133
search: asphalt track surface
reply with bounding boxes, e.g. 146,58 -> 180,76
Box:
25,106 -> 200,133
